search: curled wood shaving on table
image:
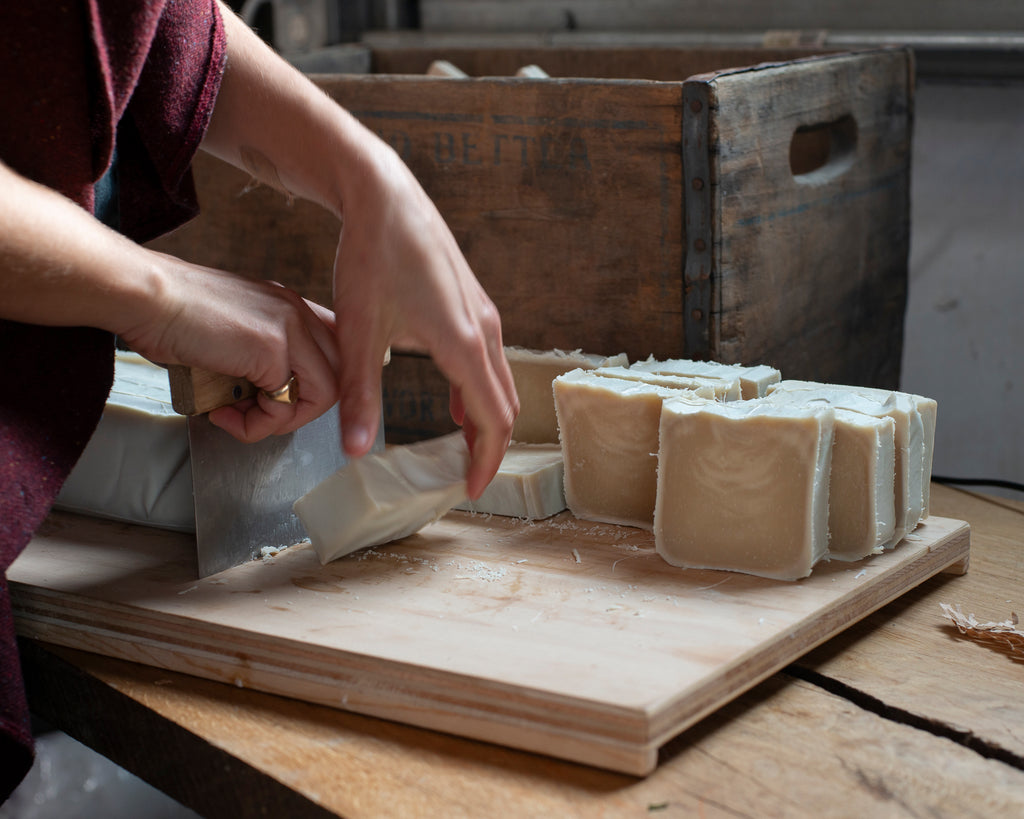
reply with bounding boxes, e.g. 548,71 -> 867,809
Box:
940,603 -> 1024,660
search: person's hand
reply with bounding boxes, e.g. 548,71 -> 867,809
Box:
332,144 -> 518,499
116,251 -> 340,441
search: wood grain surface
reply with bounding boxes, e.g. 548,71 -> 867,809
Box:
10,508 -> 967,775
16,485 -> 1023,817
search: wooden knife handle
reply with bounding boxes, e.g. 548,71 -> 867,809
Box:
167,365 -> 257,416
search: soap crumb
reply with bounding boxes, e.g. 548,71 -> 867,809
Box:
572,548 -> 582,564
260,545 -> 283,561
854,569 -> 867,579
177,585 -> 198,596
233,678 -> 245,689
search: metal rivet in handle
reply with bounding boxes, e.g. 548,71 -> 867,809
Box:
691,178 -> 704,191
694,238 -> 707,252
690,99 -> 702,114
691,309 -> 704,321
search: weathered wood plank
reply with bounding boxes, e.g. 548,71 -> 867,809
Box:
693,49 -> 912,385
371,44 -> 834,80
420,0 -> 1024,33
22,641 -> 1024,818
796,483 -> 1024,762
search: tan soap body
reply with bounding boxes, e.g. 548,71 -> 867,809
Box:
55,353 -> 195,532
506,347 -> 627,444
294,433 -> 469,564
553,369 -> 688,529
630,356 -> 781,400
654,397 -> 835,580
768,381 -> 927,545
455,443 -> 565,520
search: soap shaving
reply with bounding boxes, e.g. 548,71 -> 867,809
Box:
940,603 -> 1024,660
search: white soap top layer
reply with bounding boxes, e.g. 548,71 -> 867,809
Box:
294,432 -> 470,564
590,366 -> 736,400
630,356 -> 781,399
505,346 -> 628,369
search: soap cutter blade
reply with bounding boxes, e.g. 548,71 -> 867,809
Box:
169,364 -> 384,578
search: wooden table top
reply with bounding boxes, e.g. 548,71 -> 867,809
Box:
18,483 -> 1024,818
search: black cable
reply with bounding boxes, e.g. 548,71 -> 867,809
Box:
932,475 -> 1024,493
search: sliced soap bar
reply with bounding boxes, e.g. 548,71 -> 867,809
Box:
506,346 -> 628,444
591,366 -> 739,400
768,381 -> 927,544
455,443 -> 565,519
553,368 -> 696,529
763,389 -> 897,560
654,397 -> 834,580
54,352 -> 195,532
835,385 -> 937,517
629,356 -> 781,400
294,432 -> 469,564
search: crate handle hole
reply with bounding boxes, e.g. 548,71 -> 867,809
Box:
790,114 -> 857,184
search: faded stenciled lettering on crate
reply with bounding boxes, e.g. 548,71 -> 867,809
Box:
374,127 -> 590,170
353,109 -> 655,171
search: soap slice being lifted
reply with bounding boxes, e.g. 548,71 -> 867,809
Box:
654,396 -> 835,580
294,433 -> 469,564
455,443 -> 565,520
506,346 -> 627,443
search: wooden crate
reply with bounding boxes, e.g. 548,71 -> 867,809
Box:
148,46 -> 913,443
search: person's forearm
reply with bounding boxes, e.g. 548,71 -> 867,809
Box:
202,3 -> 378,220
0,159 -> 159,332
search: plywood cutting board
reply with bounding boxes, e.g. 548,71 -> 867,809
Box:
10,510 -> 969,776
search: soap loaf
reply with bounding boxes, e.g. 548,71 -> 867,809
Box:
54,353 -> 194,532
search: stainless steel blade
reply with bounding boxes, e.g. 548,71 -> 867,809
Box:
188,404 -> 381,577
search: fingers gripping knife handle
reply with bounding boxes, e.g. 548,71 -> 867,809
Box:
168,365 -> 260,415
167,350 -> 390,415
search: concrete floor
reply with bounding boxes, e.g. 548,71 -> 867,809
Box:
0,730 -> 199,819
3,75 -> 1021,819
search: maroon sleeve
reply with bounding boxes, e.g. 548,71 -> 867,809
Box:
0,1 -> 226,801
117,0 -> 228,242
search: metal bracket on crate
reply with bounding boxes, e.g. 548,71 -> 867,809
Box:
681,80 -> 714,362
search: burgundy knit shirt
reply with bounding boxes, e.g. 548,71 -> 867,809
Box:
0,0 -> 226,798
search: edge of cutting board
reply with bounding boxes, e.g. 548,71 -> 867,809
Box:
11,513 -> 970,777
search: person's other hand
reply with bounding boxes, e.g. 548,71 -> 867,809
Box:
332,145 -> 518,499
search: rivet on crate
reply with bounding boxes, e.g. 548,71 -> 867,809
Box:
691,178 -> 704,191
